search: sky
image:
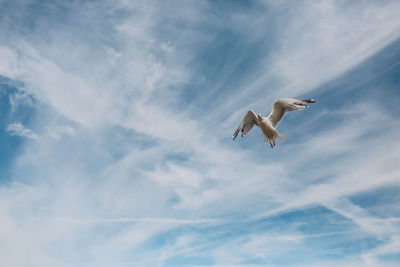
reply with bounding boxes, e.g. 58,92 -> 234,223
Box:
0,0 -> 400,266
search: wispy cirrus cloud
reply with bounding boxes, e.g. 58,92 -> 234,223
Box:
7,122 -> 38,140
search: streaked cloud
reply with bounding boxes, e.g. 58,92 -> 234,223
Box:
7,122 -> 38,140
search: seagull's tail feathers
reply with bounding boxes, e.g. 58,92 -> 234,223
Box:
277,133 -> 285,141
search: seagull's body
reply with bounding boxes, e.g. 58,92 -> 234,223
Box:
233,98 -> 315,148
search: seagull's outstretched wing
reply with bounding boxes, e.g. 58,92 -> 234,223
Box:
233,110 -> 259,140
268,98 -> 315,128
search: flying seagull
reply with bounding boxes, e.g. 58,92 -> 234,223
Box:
233,98 -> 316,148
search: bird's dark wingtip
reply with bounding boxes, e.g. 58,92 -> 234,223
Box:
305,99 -> 316,103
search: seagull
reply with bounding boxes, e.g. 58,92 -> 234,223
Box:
233,98 -> 316,148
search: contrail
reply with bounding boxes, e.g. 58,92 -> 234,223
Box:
45,217 -> 223,224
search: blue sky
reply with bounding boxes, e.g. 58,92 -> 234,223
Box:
1,0 -> 400,266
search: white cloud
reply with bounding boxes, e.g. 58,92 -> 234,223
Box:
7,122 -> 38,140
272,0 -> 400,93
215,0 -> 400,117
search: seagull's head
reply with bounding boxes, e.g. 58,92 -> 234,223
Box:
257,114 -> 264,120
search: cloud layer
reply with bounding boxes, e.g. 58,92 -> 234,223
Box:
0,0 -> 400,266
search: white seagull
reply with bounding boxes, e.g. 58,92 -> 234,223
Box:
233,98 -> 316,148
